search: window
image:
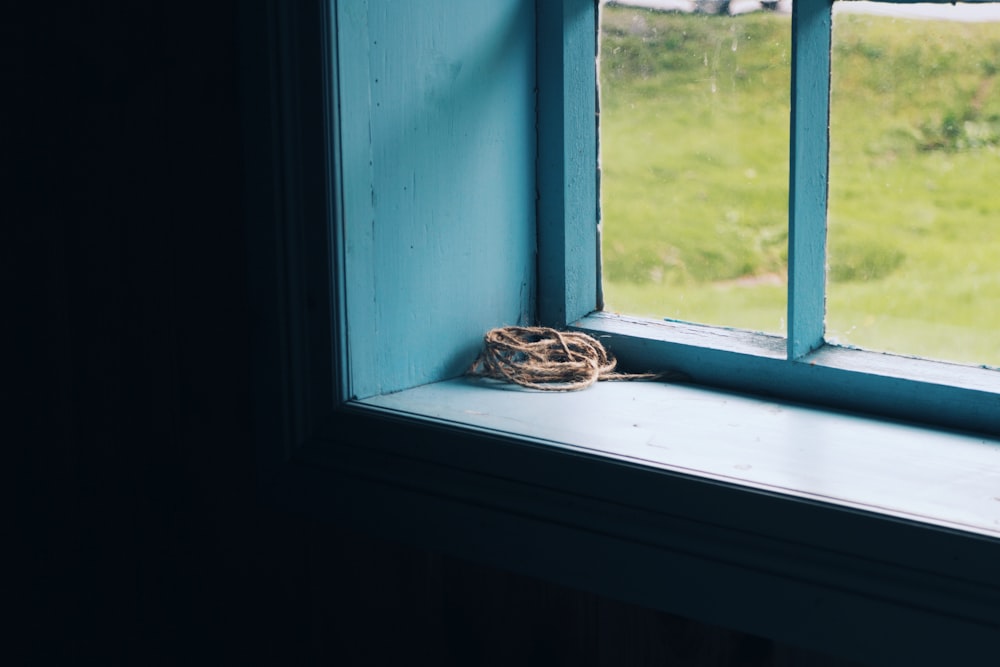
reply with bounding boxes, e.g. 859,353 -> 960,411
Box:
332,0 -> 999,434
242,1 -> 1000,664
825,2 -> 1000,365
585,0 -> 1000,436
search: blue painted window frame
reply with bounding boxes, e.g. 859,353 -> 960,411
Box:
325,0 -> 1000,436
571,0 -> 1000,437
240,1 -> 1000,664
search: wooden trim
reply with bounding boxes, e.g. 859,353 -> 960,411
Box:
337,0 -> 538,398
575,312 -> 1000,438
788,0 -> 832,359
240,0 -> 335,475
334,0 -> 378,401
537,0 -> 600,326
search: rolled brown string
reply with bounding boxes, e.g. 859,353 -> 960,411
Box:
467,326 -> 663,391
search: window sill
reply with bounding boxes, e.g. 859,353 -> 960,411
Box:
362,376 -> 1000,539
275,374 -> 1000,664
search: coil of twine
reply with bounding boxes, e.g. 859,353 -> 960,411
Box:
467,326 -> 664,391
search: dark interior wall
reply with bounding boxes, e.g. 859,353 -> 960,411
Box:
13,3 -> 861,665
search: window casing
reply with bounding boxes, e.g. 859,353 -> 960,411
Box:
241,1 -> 1000,664
577,0 -> 1000,436
334,0 -> 1000,435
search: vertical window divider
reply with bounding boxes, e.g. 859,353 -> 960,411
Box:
787,0 -> 833,360
538,0 -> 599,327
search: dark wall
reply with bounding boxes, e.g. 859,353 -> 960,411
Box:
14,3 -> 860,665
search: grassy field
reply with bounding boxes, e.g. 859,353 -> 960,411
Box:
598,6 -> 1000,366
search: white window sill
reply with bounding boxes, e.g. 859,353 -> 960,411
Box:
362,376 -> 1000,538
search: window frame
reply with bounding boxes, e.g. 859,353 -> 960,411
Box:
240,1 -> 1000,664
580,0 -> 999,436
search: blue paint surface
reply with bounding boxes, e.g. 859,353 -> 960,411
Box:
537,0 -> 599,326
339,1 -> 537,397
787,0 -> 831,359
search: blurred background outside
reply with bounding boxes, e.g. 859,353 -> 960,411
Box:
599,1 -> 1000,367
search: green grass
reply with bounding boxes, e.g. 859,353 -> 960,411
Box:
599,7 -> 1000,366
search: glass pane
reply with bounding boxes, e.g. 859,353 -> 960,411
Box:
598,1 -> 791,334
828,2 -> 1000,367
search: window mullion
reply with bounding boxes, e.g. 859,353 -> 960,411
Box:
538,0 -> 599,327
787,0 -> 832,359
